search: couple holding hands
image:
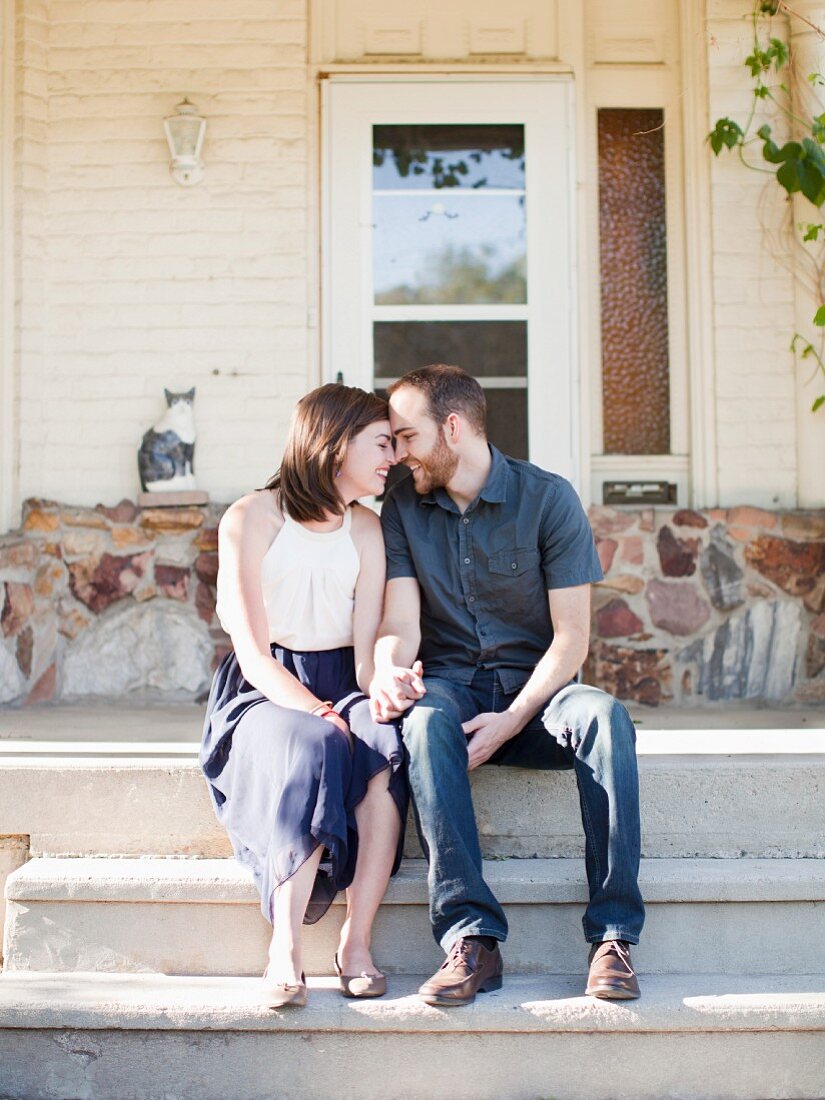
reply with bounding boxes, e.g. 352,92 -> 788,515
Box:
200,364 -> 644,1009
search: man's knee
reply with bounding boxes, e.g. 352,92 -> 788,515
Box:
402,694 -> 466,764
544,684 -> 635,752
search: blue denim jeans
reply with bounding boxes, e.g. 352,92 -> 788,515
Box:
401,669 -> 645,952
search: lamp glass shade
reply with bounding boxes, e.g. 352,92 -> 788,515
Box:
163,99 -> 206,186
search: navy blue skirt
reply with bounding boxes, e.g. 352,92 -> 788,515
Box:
201,644 -> 408,925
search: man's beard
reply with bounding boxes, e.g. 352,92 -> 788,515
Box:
408,432 -> 458,494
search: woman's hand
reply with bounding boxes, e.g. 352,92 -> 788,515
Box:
314,705 -> 352,746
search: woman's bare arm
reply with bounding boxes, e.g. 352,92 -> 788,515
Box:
216,493 -> 332,714
350,505 -> 386,695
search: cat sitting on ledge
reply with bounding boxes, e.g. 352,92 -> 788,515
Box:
138,387 -> 197,493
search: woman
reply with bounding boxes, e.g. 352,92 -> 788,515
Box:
200,384 -> 407,1008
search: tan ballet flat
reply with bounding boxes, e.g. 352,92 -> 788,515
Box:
262,968 -> 307,1008
333,953 -> 387,999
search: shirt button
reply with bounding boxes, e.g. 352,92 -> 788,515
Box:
469,596 -> 475,603
464,558 -> 470,564
511,562 -> 517,569
463,518 -> 469,524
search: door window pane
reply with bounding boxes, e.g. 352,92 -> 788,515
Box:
598,108 -> 670,455
371,123 -> 530,461
374,320 -> 526,378
373,124 -> 525,190
373,194 -> 526,305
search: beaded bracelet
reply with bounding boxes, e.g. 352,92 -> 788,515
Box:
310,700 -> 335,718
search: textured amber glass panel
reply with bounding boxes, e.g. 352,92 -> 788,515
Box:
598,108 -> 670,454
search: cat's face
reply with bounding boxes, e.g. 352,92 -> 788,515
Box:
164,387 -> 196,407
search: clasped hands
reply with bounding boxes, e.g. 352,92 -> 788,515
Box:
369,664 -> 519,770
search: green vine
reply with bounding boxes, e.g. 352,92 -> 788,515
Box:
708,0 -> 825,412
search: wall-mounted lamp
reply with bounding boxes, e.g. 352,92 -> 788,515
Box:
163,98 -> 206,186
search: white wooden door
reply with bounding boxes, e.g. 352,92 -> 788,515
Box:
324,77 -> 577,481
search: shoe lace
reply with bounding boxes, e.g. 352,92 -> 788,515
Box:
602,939 -> 632,971
442,939 -> 474,970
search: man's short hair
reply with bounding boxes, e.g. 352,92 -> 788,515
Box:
388,364 -> 487,435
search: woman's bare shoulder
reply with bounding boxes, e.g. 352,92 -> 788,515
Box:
219,490 -> 284,541
350,503 -> 384,553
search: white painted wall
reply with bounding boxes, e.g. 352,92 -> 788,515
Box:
4,0 -> 812,519
15,0 -> 313,511
706,0 -> 799,507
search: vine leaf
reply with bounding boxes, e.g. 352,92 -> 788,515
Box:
708,118 -> 744,155
813,306 -> 825,326
813,395 -> 825,411
757,127 -> 825,206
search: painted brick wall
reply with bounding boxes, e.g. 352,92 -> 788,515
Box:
16,0 -> 312,509
706,1 -> 799,507
15,2 -> 49,508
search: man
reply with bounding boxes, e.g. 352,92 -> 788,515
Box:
370,364 -> 644,1006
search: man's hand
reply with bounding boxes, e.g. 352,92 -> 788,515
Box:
463,711 -> 520,770
369,661 -> 425,722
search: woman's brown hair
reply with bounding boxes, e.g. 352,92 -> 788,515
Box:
264,384 -> 388,522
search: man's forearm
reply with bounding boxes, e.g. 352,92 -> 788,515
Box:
504,631 -> 589,736
374,625 -> 420,673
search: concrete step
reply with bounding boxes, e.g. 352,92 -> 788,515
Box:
2,748 -> 824,862
5,856 -> 825,978
1,970 -> 823,1099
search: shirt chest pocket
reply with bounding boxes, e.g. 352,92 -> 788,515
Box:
487,547 -> 540,578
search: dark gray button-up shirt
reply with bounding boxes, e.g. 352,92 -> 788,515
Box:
381,446 -> 604,694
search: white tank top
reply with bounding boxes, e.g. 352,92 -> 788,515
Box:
260,508 -> 360,651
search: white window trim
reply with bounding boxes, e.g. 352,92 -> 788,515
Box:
0,0 -> 15,534
585,66 -> 691,507
582,2 -> 720,509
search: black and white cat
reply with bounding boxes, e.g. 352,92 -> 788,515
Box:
138,387 -> 197,492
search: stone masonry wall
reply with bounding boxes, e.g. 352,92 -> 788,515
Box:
1,498 -> 823,708
585,504 -> 825,706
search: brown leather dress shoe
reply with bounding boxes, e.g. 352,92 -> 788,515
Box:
585,940 -> 640,1000
418,938 -> 503,1006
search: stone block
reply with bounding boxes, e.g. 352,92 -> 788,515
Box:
22,510 -> 59,534
0,643 -> 25,704
62,602 -> 212,696
596,574 -> 645,595
1,583 -> 34,638
689,601 -> 801,702
657,526 -> 699,577
726,506 -> 777,529
744,536 -> 825,597
584,641 -> 670,705
673,509 -> 708,528
645,579 -> 711,636
781,511 -> 825,541
25,663 -> 57,704
700,524 -> 745,611
196,581 -> 216,624
0,541 -> 39,570
68,550 -> 152,614
595,537 -> 616,573
155,565 -> 189,601
195,552 -> 219,586
0,836 -> 28,964
587,506 -> 636,536
96,500 -> 139,524
594,598 -> 644,638
139,509 -> 204,534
